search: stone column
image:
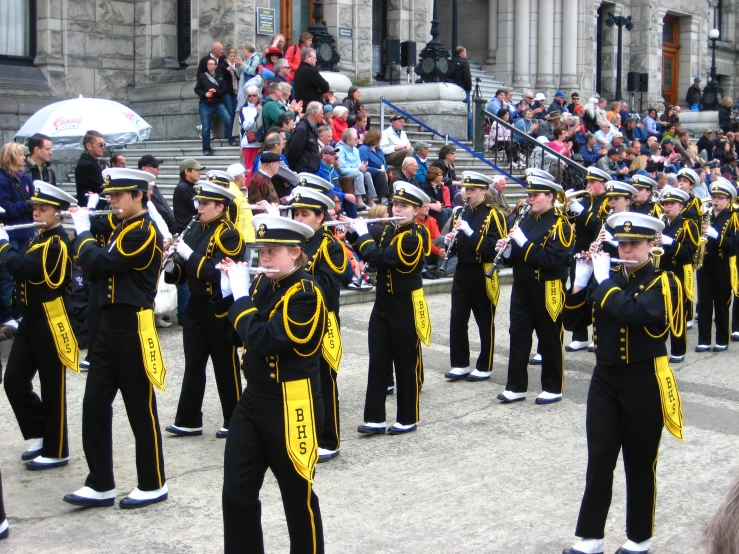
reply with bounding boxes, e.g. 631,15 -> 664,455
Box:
535,0 -> 554,88
560,0 -> 578,88
512,0 -> 530,88
486,0 -> 498,65
34,0 -> 64,79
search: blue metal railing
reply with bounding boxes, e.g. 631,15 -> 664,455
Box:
380,97 -> 525,186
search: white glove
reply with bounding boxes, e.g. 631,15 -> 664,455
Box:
569,201 -> 584,215
660,235 -> 673,246
0,227 -> 8,242
503,244 -> 512,258
511,227 -> 527,247
193,199 -> 200,209
229,264 -> 251,300
72,209 -> 91,234
349,220 -> 369,236
87,192 -> 100,209
707,227 -> 719,239
176,240 -> 194,260
457,220 -> 473,237
603,229 -> 613,242
592,253 -> 611,284
266,204 -> 281,217
163,260 -> 175,273
573,259 -> 594,288
220,268 -> 232,297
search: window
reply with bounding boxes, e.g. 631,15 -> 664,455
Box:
0,0 -> 36,62
177,0 -> 192,65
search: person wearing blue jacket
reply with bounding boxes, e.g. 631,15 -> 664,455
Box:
357,129 -> 390,204
337,128 -> 375,210
0,142 -> 36,329
580,134 -> 602,167
316,145 -> 358,218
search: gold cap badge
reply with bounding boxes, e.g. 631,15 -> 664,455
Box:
258,223 -> 267,238
623,221 -> 632,232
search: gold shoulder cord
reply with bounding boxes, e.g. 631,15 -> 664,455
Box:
644,272 -> 684,338
116,221 -> 155,257
27,237 -> 68,289
417,224 -> 432,257
542,216 -> 574,249
683,219 -> 700,246
268,281 -> 326,357
391,231 -> 423,274
477,208 -> 507,252
319,236 -> 348,274
215,222 -> 244,257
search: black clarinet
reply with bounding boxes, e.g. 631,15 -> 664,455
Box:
161,215 -> 198,270
485,203 -> 531,278
438,201 -> 470,273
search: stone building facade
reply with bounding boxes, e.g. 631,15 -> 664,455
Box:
0,0 -> 736,145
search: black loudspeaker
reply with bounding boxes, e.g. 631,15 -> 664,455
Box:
627,71 -> 640,92
639,73 -> 649,93
400,41 -> 416,67
383,39 -> 401,65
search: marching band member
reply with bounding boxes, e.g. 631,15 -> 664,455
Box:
497,176 -> 573,404
656,187 -> 699,362
596,181 -> 637,259
631,175 -> 662,218
291,182 -> 347,463
443,171 -> 507,382
347,182 -> 431,435
208,168 -> 254,244
562,212 -> 684,554
695,179 -> 739,353
565,166 -> 610,352
64,168 -> 168,509
164,181 -> 245,438
219,215 -> 327,553
1,182 -> 79,470
675,167 -> 704,226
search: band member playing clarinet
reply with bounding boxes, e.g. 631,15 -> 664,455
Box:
631,175 -> 662,218
496,176 -> 573,405
1,182 -> 80,470
291,181 -> 347,463
64,168 -> 168,509
655,187 -> 699,363
562,212 -> 684,554
219,215 -> 327,553
163,181 -> 245,438
347,182 -> 431,435
444,171 -> 507,382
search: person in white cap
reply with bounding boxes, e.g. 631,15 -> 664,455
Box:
64,167 -> 168,509
213,167 -> 255,243
631,175 -> 663,218
163,181 -> 245,439
218,214 -> 326,554
347,181 -> 431,435
443,171 -> 507,382
563,211 -> 685,554
596,181 -> 637,258
675,167 -> 704,226
1,181 -> 80,471
695,180 -> 739,353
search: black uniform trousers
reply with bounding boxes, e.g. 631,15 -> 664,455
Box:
223,385 -> 325,554
732,294 -> 739,333
505,280 -> 564,394
366,292 -> 423,425
697,263 -> 732,346
575,360 -> 664,543
175,295 -> 242,429
569,263 -> 590,342
450,263 -> 495,371
3,306 -> 70,458
85,280 -> 102,363
319,357 -> 340,452
82,305 -> 166,492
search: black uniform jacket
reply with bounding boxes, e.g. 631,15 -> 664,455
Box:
659,214 -> 700,273
572,192 -> 608,253
703,208 -> 739,267
303,226 -> 346,315
451,201 -> 507,264
165,213 -> 243,297
90,212 -> 119,247
0,223 -> 72,307
565,261 -> 680,365
681,194 -> 704,227
228,268 -> 327,393
75,210 -> 163,310
633,200 -> 663,219
507,207 -> 573,282
350,221 -> 430,297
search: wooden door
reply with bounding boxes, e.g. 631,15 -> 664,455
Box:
281,0 -> 293,46
662,15 -> 679,105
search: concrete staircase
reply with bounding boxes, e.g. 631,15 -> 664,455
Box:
468,59 -> 523,106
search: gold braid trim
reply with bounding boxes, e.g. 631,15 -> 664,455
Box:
556,217 -> 574,248
27,237 -> 68,289
116,221 -> 156,258
319,236 -> 348,274
683,219 -> 701,246
390,231 -> 423,273
268,281 -> 326,357
419,225 -> 432,257
215,222 -> 244,257
643,272 -> 684,339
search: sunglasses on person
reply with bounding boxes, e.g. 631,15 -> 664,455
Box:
95,142 -> 106,148
247,94 -> 259,97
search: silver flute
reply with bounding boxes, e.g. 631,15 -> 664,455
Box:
56,209 -> 123,217
214,264 -> 279,273
1,222 -> 45,231
241,204 -> 292,210
573,253 -> 638,264
323,216 -> 405,227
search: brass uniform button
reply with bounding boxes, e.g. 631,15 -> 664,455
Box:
268,363 -> 275,368
269,373 -> 276,379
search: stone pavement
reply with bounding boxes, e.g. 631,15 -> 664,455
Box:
0,285 -> 738,553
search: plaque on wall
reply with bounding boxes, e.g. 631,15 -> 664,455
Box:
257,8 -> 275,35
337,27 -> 353,39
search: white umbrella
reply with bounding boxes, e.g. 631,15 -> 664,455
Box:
14,96 -> 152,150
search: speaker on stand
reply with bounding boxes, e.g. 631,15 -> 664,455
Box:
400,41 -> 417,84
383,39 -> 401,85
626,71 -> 640,113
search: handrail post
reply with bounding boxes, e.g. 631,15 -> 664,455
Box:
380,98 -> 385,131
473,95 -> 486,154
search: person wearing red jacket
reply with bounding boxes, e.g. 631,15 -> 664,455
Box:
415,204 -> 446,269
285,32 -> 313,83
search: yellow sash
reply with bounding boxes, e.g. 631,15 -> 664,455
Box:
730,255 -> 739,297
321,311 -> 343,372
544,279 -> 564,322
282,379 -> 318,483
682,264 -> 695,301
411,288 -> 431,347
654,355 -> 684,440
483,263 -> 500,306
42,297 -> 80,373
136,309 -> 168,392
